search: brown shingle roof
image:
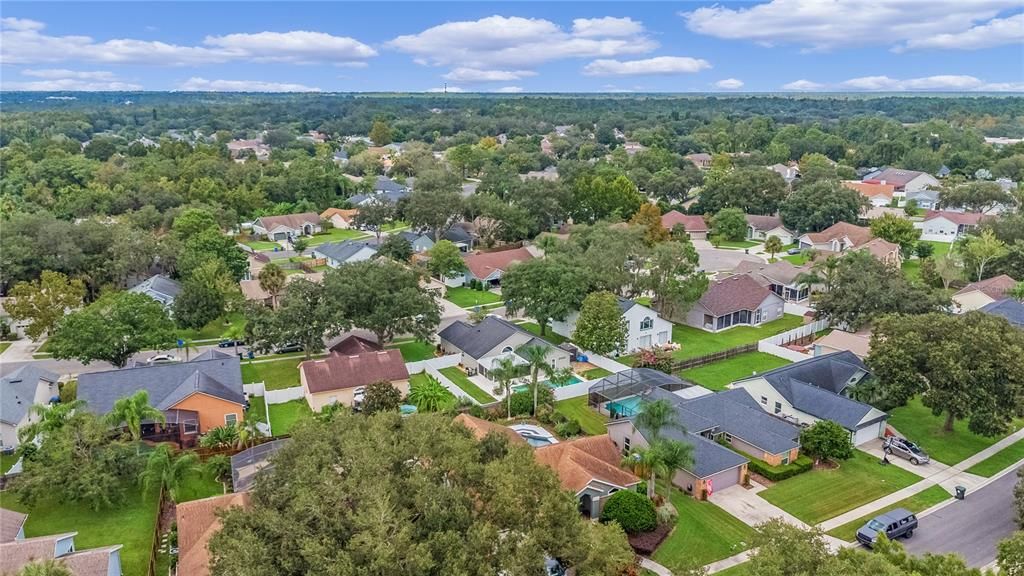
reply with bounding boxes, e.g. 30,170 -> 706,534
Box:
328,335 -> 382,355
453,414 -> 527,445
462,247 -> 534,280
842,180 -> 896,200
0,507 -> 27,544
59,547 -> 122,576
923,210 -> 987,226
255,212 -> 320,232
300,349 -> 408,393
661,211 -> 708,232
698,275 -> 775,317
320,208 -> 359,222
802,221 -> 873,247
858,237 -> 900,261
744,214 -> 785,232
955,274 -> 1017,299
534,435 -> 639,493
176,493 -> 251,576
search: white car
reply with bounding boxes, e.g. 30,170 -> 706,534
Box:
146,354 -> 180,365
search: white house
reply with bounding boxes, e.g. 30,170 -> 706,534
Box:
952,275 -> 1017,312
551,297 -> 672,354
0,366 -> 60,449
914,210 -> 987,243
128,274 -> 181,309
745,214 -> 794,245
863,168 -> 939,201
252,212 -> 322,241
312,240 -> 378,268
319,208 -> 359,229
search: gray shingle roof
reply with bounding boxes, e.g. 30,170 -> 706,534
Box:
78,356 -> 245,417
374,176 -> 407,194
438,316 -> 529,360
631,417 -> 748,478
0,366 -> 58,426
616,297 -> 636,313
128,274 -> 181,303
314,240 -> 377,263
756,351 -> 868,395
981,298 -> 1024,328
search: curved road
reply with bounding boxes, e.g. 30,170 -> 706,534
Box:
903,464 -> 1021,567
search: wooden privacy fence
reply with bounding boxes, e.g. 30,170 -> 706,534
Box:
670,343 -> 758,371
146,485 -> 165,576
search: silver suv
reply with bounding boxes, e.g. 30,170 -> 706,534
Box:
883,437 -> 930,465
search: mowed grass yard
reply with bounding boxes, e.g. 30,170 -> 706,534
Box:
902,240 -> 951,282
759,450 -> 923,525
966,438 -> 1024,477
517,321 -> 569,345
409,372 -> 457,410
439,367 -> 497,404
388,340 -> 436,362
444,286 -> 504,308
305,228 -> 370,246
825,484 -> 950,541
888,397 -> 1024,465
680,352 -> 791,391
624,315 -> 804,364
176,312 -> 246,342
241,358 -> 302,391
653,490 -> 758,570
554,396 -> 608,436
267,399 -> 313,436
5,486 -> 160,576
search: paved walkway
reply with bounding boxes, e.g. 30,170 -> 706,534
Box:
0,337 -> 38,362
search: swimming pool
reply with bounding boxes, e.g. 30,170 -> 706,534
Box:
606,396 -> 643,417
508,424 -> 559,448
512,375 -> 583,393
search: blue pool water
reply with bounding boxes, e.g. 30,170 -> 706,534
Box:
513,375 -> 583,393
606,396 -> 643,417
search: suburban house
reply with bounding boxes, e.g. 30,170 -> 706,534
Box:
175,492 -> 251,576
520,166 -> 560,181
78,350 -> 246,447
396,231 -> 435,253
906,189 -> 941,210
843,180 -> 897,207
299,339 -> 410,411
731,351 -> 887,446
551,297 -> 672,354
231,438 -> 290,492
798,222 -> 902,267
433,224 -> 476,252
128,274 -> 181,309
534,435 -> 641,518
685,153 -> 712,169
914,210 -> 987,243
0,366 -> 59,449
438,316 -> 571,377
661,210 -> 708,240
953,275 -> 1017,312
313,240 -> 378,268
981,298 -> 1024,329
745,214 -> 795,245
861,206 -> 907,221
239,271 -> 324,307
347,176 -> 410,205
684,274 -> 785,333
731,260 -> 811,303
0,510 -> 124,576
320,207 -> 359,229
455,247 -> 535,287
227,139 -> 270,161
769,163 -> 800,185
813,329 -> 872,359
252,212 -> 322,241
454,413 -> 529,446
863,167 -> 939,198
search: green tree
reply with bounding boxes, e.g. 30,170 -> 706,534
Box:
17,400 -> 85,444
249,278 -> 340,359
636,398 -> 678,440
377,233 -> 413,262
352,199 -> 396,242
870,213 -> 921,256
629,203 -> 669,246
764,235 -> 784,260
106,390 -> 166,445
939,181 -> 1013,213
174,259 -> 233,330
179,228 -> 249,282
18,560 -> 73,576
172,207 -> 220,241
711,207 -> 748,241
642,239 -> 707,321
518,344 -> 552,416
139,444 -> 200,502
7,270 -> 86,341
490,357 -> 518,419
695,167 -> 788,216
501,257 -> 589,336
291,237 -> 309,257
621,447 -> 656,498
257,263 -> 287,310
361,380 -> 402,415
868,312 -> 1024,434
408,374 -> 451,412
962,229 -> 1009,280
799,420 -> 854,464
648,438 -> 694,500
599,489 -> 656,534
572,291 -> 628,356
933,252 -> 964,289
999,531 -> 1024,576
49,292 -> 175,367
780,180 -> 867,233
404,188 -> 464,242
425,240 -> 467,280
368,119 -> 392,146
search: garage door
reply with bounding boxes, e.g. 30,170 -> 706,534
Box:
706,466 -> 742,495
853,422 -> 882,446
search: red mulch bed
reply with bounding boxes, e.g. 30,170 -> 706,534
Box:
628,523 -> 674,556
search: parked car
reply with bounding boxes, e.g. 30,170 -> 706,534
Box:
274,343 -> 304,354
146,354 -> 180,365
786,247 -> 802,255
856,508 -> 918,547
884,437 -> 930,465
218,339 -> 246,348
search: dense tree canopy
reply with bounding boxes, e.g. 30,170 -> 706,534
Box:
49,292 -> 175,367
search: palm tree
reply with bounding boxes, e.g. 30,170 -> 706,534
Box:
648,438 -> 694,501
222,324 -> 246,355
199,424 -> 240,449
621,447 -> 657,499
139,444 -> 200,502
518,344 -> 552,416
764,235 -> 783,261
204,454 -> 232,494
635,399 -> 678,440
17,400 -> 84,444
179,338 -> 198,362
409,374 -> 451,412
258,263 -> 287,309
106,391 -> 165,449
236,417 -> 263,450
17,559 -> 72,576
490,357 -> 517,419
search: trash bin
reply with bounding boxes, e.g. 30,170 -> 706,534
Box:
955,485 -> 966,500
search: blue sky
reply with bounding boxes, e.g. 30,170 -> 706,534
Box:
2,1 -> 1022,92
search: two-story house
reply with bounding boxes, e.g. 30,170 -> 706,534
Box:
550,297 -> 672,354
0,366 -> 60,449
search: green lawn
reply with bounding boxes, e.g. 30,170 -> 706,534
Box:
680,352 -> 791,391
517,321 -> 569,345
825,484 -> 950,541
713,563 -> 752,576
888,397 -> 1024,465
32,339 -> 53,359
381,220 -> 410,232
409,372 -> 457,410
1,453 -> 19,474
582,367 -> 613,380
717,239 -> 760,249
554,396 -> 608,436
444,286 -> 504,308
247,395 -> 268,423
965,438 -> 1024,477
267,399 -> 312,436
0,341 -> 11,355
759,450 -> 923,525
388,340 -> 436,362
783,253 -> 810,265
176,312 -> 246,342
306,228 -> 370,246
240,239 -> 281,251
622,315 -> 804,364
174,468 -> 225,503
653,490 -> 758,570
902,241 -> 951,282
4,486 -> 159,576
241,358 -> 301,391
635,296 -> 652,307
438,367 -> 497,404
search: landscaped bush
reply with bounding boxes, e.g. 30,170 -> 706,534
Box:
508,386 -> 555,417
632,347 -> 674,374
600,490 -> 657,535
555,419 -> 582,438
747,455 -> 813,482
626,522 -> 673,555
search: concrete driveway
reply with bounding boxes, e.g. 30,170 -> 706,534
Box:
697,247 -> 764,273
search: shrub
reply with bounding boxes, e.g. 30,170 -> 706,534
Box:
746,455 -> 813,482
508,386 -> 555,417
600,490 -> 657,534
800,420 -> 854,463
915,242 -> 935,259
655,502 -> 677,526
632,347 -> 674,374
555,419 -> 582,438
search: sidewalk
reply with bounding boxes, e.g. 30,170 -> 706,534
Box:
0,338 -> 40,362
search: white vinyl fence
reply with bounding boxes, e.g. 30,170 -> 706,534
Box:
553,379 -> 593,401
582,351 -> 631,375
243,381 -> 305,405
405,353 -> 460,375
427,363 -> 481,405
757,319 -> 830,362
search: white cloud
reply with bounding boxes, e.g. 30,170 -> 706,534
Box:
979,82 -> 1024,92
442,67 -> 536,83
714,78 -> 744,89
426,86 -> 465,93
582,56 -> 711,77
897,13 -> 1024,51
22,69 -> 118,80
841,75 -> 985,91
571,17 -> 645,38
683,0 -> 1020,51
177,77 -> 321,92
0,19 -> 375,66
387,15 -> 657,69
494,86 -> 523,93
782,79 -> 825,91
3,67 -> 141,90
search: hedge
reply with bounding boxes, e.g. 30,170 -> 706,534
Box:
747,454 -> 813,482
600,490 -> 657,534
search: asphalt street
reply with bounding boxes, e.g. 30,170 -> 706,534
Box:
0,342 -> 243,379
903,464 -> 1021,567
